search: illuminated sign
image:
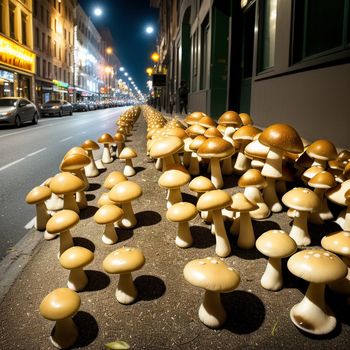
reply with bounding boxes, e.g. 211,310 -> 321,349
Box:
0,70 -> 14,82
52,80 -> 69,88
0,35 -> 35,73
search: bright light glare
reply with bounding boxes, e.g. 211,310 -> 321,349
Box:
145,26 -> 154,34
94,8 -> 103,16
119,67 -> 125,72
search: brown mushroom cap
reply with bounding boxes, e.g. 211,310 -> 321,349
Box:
233,125 -> 262,141
244,139 -> 269,160
103,246 -> 145,274
343,163 -> 350,178
97,192 -> 117,207
94,204 -> 124,224
238,169 -> 267,189
49,172 -> 85,194
59,246 -> 94,269
197,137 -> 235,159
81,139 -> 99,151
189,176 -> 215,193
25,186 -> 52,204
166,202 -> 198,222
302,166 -> 324,182
306,140 -> 337,161
40,288 -> 81,321
218,111 -> 242,127
186,124 -> 206,138
239,113 -> 253,125
119,147 -> 137,159
46,210 -> 79,234
259,123 -> 303,153
60,153 -> 91,171
98,133 -> 114,144
197,189 -> 232,211
149,136 -> 184,158
230,192 -> 258,212
282,187 -> 321,212
64,147 -> 87,158
326,181 -> 350,206
321,231 -> 350,257
109,180 -> 142,203
163,127 -> 187,139
287,249 -> 347,283
189,135 -> 207,151
308,171 -> 336,189
158,169 -> 191,189
184,257 -> 240,292
114,132 -> 126,142
256,230 -> 297,258
204,127 -> 223,138
198,116 -> 216,129
103,171 -> 127,190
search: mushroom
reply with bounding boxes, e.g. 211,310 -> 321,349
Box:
103,171 -> 127,190
108,180 -> 142,228
287,249 -> 347,335
255,230 -> 297,291
197,137 -> 235,189
97,192 -> 117,207
306,139 -> 337,168
230,193 -> 258,249
321,231 -> 350,294
158,168 -> 191,209
282,188 -> 321,246
98,133 -> 115,164
183,257 -> 240,328
46,210 -> 79,257
39,288 -> 80,348
197,190 -> 232,257
114,132 -> 126,158
238,169 -> 270,220
244,138 -> 269,170
188,135 -> 207,176
94,204 -> 124,244
119,147 -> 137,177
49,172 -> 85,213
103,247 -> 145,304
239,112 -> 253,125
166,202 -> 198,248
59,246 -> 94,291
218,110 -> 242,129
81,139 -> 100,177
42,177 -> 64,211
25,186 -> 52,231
198,115 -> 217,129
62,149 -> 90,189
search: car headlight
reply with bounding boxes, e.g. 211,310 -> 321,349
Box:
1,111 -> 12,116
52,106 -> 60,109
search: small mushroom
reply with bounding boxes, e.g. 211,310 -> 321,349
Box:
81,139 -> 100,177
188,135 -> 207,176
166,202 -> 198,248
98,133 -> 115,164
114,132 -> 126,158
94,204 -> 124,244
306,139 -> 337,168
183,257 -> 240,328
39,288 -> 80,349
103,171 -> 127,190
103,247 -> 145,304
59,246 -> 94,291
119,147 -> 137,177
256,230 -> 297,291
97,192 -> 118,207
287,249 -> 347,335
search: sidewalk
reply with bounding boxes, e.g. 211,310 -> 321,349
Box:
0,110 -> 349,349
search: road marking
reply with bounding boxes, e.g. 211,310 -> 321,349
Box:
27,148 -> 46,157
0,158 -> 26,172
0,123 -> 54,139
60,136 -> 72,142
24,217 -> 36,229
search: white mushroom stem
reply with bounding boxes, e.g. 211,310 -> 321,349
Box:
234,142 -> 251,173
67,268 -> 88,291
260,257 -> 283,291
63,193 -> 80,213
162,155 -> 175,171
102,144 -> 113,163
261,146 -> 283,178
222,157 -> 233,175
244,187 -> 270,220
44,230 -> 58,240
76,191 -> 88,209
45,192 -> 64,211
263,177 -> 283,212
35,202 -> 51,231
210,158 -> 224,189
344,205 -> 350,231
123,159 -> 136,177
189,153 -> 200,176
116,272 -> 137,304
50,317 -> 78,349
175,222 -> 193,248
102,223 -> 118,244
237,212 -> 255,249
85,150 -> 99,177
290,282 -> 336,335
74,169 -> 89,191
289,210 -> 311,246
212,209 -> 231,257
59,230 -> 74,257
328,256 -> 350,295
119,202 -> 137,228
199,290 -> 226,328
309,188 -> 333,224
311,159 -> 328,168
167,188 -> 183,209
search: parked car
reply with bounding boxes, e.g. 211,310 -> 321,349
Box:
40,100 -> 73,117
72,101 -> 89,112
0,97 -> 39,127
88,101 -> 97,110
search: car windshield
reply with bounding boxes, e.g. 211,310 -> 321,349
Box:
45,100 -> 61,105
0,99 -> 17,107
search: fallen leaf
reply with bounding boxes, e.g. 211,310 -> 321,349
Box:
105,341 -> 130,349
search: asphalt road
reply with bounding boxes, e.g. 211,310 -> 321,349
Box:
0,107 -> 127,260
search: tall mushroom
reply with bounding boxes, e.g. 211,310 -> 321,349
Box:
98,133 -> 115,164
119,147 -> 137,177
81,139 -> 100,177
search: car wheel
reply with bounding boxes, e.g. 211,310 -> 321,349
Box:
15,115 -> 22,128
69,109 -> 73,116
59,109 -> 63,117
32,112 -> 38,125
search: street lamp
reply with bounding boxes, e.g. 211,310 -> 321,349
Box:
93,7 -> 103,16
119,67 -> 125,72
145,26 -> 154,34
106,47 -> 113,55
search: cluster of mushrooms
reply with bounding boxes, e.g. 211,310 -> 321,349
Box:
26,107 -> 146,349
143,105 -> 350,334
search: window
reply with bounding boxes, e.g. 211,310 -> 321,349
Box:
47,36 -> 51,54
53,40 -> 57,57
54,65 -> 57,79
40,5 -> 44,22
257,0 -> 277,72
36,56 -> 41,76
58,1 -> 61,13
48,61 -> 51,78
292,0 -> 350,63
59,67 -> 62,80
64,28 -> 66,40
35,27 -> 40,49
200,15 -> 210,90
42,33 -> 45,52
59,47 -> 61,60
43,59 -> 46,78
55,19 -> 57,32
191,30 -> 199,91
33,0 -> 37,17
9,3 -> 16,40
0,3 -> 4,33
46,10 -> 50,28
21,12 -> 27,45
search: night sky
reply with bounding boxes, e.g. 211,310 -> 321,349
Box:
78,0 -> 159,94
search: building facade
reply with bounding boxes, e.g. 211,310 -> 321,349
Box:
0,0 -> 35,100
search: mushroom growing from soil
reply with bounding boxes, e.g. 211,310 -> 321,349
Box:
59,246 -> 94,291
166,202 -> 198,248
81,139 -> 100,177
119,147 -> 137,177
197,190 -> 232,257
103,247 -> 145,304
98,133 -> 115,164
94,204 -> 124,244
39,288 -> 81,349
183,257 -> 240,328
256,230 -> 297,291
287,249 -> 347,335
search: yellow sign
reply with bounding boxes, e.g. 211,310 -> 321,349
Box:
0,35 -> 35,74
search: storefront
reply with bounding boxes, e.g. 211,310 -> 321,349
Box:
0,34 -> 35,101
52,80 -> 69,100
35,79 -> 54,105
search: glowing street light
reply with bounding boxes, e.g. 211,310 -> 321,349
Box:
106,47 -> 113,55
93,7 -> 103,16
145,26 -> 154,34
124,72 -> 128,76
151,52 -> 160,63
